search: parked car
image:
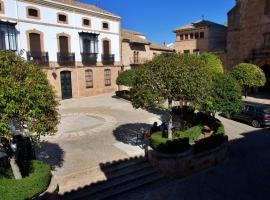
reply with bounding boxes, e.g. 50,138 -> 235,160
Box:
231,102 -> 270,128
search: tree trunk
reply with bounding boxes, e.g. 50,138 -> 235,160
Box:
168,98 -> 173,139
10,157 -> 22,179
179,97 -> 184,130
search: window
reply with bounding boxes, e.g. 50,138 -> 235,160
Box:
195,32 -> 199,39
190,33 -> 194,39
0,22 -> 17,51
265,0 -> 270,14
180,34 -> 184,40
193,49 -> 200,55
58,13 -> 68,23
26,7 -> 40,19
0,1 -> 5,14
200,32 -> 205,38
79,33 -> 99,54
133,51 -> 139,64
83,18 -> 91,27
104,69 -> 111,86
183,50 -> 190,54
264,33 -> 270,49
85,69 -> 93,88
102,22 -> 109,30
184,34 -> 189,40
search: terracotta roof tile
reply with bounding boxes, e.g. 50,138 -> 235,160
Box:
173,20 -> 226,32
121,29 -> 150,45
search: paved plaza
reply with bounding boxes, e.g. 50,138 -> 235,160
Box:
37,93 -> 270,198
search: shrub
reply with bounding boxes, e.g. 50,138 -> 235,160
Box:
174,125 -> 203,143
0,160 -> 51,200
198,52 -> 224,74
193,135 -> 228,154
150,132 -> 191,154
115,90 -> 130,100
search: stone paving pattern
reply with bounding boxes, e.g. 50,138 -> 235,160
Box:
37,93 -> 270,198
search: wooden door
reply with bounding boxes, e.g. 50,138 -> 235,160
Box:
59,36 -> 69,53
60,71 -> 72,99
29,33 -> 41,53
103,40 -> 110,55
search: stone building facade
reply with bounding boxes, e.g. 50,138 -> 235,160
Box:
173,20 -> 227,54
121,29 -> 174,70
227,0 -> 270,92
0,0 -> 121,99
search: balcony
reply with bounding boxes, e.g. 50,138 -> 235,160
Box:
27,51 -> 49,65
81,53 -> 98,65
130,57 -> 148,65
57,52 -> 75,65
102,54 -> 115,64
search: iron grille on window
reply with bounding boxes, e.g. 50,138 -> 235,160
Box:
58,14 -> 67,22
85,69 -> 93,88
104,69 -> 111,86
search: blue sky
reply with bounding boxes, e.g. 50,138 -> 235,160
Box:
79,0 -> 235,45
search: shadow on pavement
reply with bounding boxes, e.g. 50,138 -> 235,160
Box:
36,140 -> 64,170
112,123 -> 152,146
60,127 -> 270,200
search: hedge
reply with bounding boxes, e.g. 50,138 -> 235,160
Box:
0,160 -> 51,200
150,132 -> 191,154
193,135 -> 228,154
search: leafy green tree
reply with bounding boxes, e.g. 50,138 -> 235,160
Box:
231,63 -> 266,97
0,51 -> 59,178
198,52 -> 224,74
202,73 -> 243,116
116,69 -> 137,87
131,53 -> 211,139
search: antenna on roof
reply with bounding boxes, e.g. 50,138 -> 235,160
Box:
202,15 -> 205,20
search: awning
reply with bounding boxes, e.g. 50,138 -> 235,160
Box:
79,31 -> 99,36
0,19 -> 17,26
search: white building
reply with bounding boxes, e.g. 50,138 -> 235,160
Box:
0,0 -> 121,99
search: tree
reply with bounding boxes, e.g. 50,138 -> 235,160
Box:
116,69 -> 137,87
0,51 -> 59,178
131,53 -> 211,139
198,52 -> 224,74
231,63 -> 266,97
202,73 -> 243,116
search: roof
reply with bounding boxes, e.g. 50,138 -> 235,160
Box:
173,20 -> 227,33
121,29 -> 150,45
122,29 -> 145,36
52,0 -> 119,17
150,43 -> 175,52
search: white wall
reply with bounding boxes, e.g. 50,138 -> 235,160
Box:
0,0 -> 121,62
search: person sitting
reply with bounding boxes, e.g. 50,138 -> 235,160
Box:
150,122 -> 160,134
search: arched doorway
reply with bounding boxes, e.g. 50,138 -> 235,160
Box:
60,71 -> 72,99
260,65 -> 270,93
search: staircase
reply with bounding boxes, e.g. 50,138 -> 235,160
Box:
59,156 -> 167,200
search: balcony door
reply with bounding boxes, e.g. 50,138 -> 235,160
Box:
103,40 -> 110,55
59,36 -> 69,53
29,33 -> 41,53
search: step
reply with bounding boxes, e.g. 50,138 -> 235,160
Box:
90,172 -> 164,200
61,166 -> 158,200
100,156 -> 147,173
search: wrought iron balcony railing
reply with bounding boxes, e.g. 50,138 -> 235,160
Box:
57,52 -> 75,65
102,54 -> 115,64
27,51 -> 49,65
81,53 -> 98,64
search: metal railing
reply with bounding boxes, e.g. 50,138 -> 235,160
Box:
57,52 -> 75,65
102,54 -> 115,64
27,51 -> 49,65
81,53 -> 98,64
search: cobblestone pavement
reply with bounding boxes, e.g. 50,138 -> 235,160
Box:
36,93 -> 270,196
